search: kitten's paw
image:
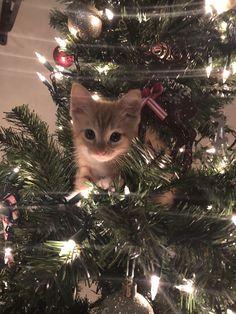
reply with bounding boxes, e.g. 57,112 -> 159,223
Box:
96,177 -> 113,190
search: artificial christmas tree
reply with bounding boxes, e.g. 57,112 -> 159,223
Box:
1,0 -> 236,313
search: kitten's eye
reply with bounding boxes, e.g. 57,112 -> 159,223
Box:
110,132 -> 121,143
85,129 -> 95,140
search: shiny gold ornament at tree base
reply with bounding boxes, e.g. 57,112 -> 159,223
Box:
90,291 -> 154,314
68,6 -> 102,40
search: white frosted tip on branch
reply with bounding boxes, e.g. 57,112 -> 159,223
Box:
151,275 -> 160,300
35,52 -> 47,64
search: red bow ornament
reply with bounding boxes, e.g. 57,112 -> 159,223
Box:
141,83 -> 167,121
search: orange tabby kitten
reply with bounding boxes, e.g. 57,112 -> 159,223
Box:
70,83 -> 142,191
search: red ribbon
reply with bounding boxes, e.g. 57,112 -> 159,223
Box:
141,83 -> 167,121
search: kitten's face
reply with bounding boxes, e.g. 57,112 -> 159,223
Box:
70,83 -> 142,162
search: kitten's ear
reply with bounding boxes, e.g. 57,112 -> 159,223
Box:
120,89 -> 142,119
70,83 -> 94,115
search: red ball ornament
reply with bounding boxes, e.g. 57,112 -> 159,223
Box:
53,46 -> 74,68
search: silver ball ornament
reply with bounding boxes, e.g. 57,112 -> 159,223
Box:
90,290 -> 154,314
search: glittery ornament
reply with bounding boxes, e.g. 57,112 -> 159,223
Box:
68,6 -> 102,40
53,46 -> 74,68
90,290 -> 154,314
151,42 -> 172,60
151,42 -> 182,61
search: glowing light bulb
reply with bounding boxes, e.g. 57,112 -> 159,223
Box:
223,67 -> 230,83
232,215 -> 236,225
55,65 -> 65,72
124,186 -> 130,195
35,52 -> 47,64
220,21 -> 227,32
4,247 -> 13,265
54,72 -> 63,80
206,64 -> 213,78
205,0 -> 213,14
105,8 -> 114,20
36,72 -> 47,82
91,15 -> 101,27
5,247 -> 12,255
221,34 -> 226,40
205,0 -> 233,15
68,25 -> 78,36
206,147 -> 216,154
96,64 -> 110,75
80,187 -> 92,198
55,37 -> 67,49
206,57 -> 213,78
58,126 -> 63,130
175,279 -> 194,294
13,166 -> 20,173
179,147 -> 185,152
232,62 -> 236,74
59,239 -> 76,256
227,310 -> 234,314
92,93 -> 100,101
216,158 -> 228,173
151,275 -> 160,300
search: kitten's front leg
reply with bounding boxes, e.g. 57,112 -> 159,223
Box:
74,166 -> 92,191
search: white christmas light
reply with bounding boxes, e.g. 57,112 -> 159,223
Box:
227,310 -> 235,314
91,15 -> 101,27
55,65 -> 65,72
179,147 -> 185,152
105,8 -> 114,20
216,157 -> 228,173
58,126 -> 63,130
55,37 -> 67,49
223,67 -> 231,83
68,25 -> 78,36
206,57 -> 213,78
175,279 -> 194,294
206,64 -> 213,78
205,0 -> 233,15
221,34 -> 226,41
59,239 -> 76,256
206,147 -> 216,154
35,52 -> 47,64
4,247 -> 13,264
96,64 -> 110,75
54,72 -> 64,80
151,275 -> 160,300
13,166 -> 20,173
124,186 -> 130,195
92,93 -> 100,101
5,247 -> 12,255
220,21 -> 228,32
232,62 -> 236,74
80,187 -> 92,198
232,215 -> 236,225
36,72 -> 47,82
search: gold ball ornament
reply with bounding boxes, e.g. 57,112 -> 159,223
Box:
90,291 -> 154,314
68,6 -> 102,40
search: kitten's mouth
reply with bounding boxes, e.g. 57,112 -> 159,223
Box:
92,153 -> 114,162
